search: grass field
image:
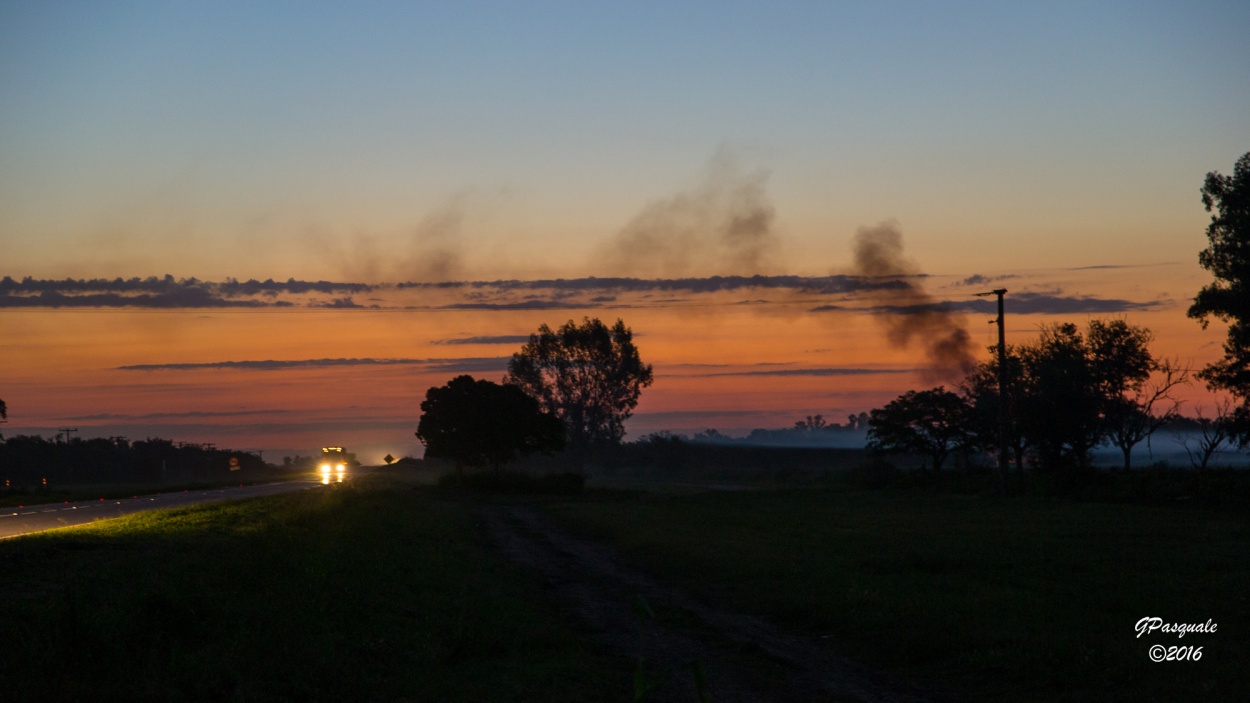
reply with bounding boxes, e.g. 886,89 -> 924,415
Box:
545,488 -> 1250,702
0,474 -> 628,702
2,468 -> 1246,701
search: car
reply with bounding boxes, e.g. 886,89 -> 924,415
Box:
319,446 -> 348,484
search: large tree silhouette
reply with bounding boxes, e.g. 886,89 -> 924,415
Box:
867,387 -> 971,470
416,375 -> 565,472
1188,151 -> 1250,441
989,320 -> 1166,471
962,348 -> 1029,471
506,318 -> 653,457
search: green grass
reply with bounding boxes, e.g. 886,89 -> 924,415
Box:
0,474 -> 628,702
545,488 -> 1250,702
0,472 -> 312,508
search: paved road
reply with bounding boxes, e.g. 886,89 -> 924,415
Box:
0,480 -> 326,540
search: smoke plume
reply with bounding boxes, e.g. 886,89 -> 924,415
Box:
325,192 -> 476,283
851,222 -> 976,383
596,150 -> 778,277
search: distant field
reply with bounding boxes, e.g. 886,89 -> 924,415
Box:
546,488 -> 1250,702
0,474 -> 627,702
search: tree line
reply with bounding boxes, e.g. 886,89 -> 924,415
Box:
0,435 -> 267,488
416,317 -> 654,472
868,152 -> 1250,483
866,319 -> 1195,475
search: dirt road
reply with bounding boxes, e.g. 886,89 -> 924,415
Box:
479,505 -> 940,703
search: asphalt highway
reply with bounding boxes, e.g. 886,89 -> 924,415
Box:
0,480 -> 327,540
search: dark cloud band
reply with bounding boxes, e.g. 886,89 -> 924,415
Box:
117,357 -> 509,372
812,292 -> 1167,316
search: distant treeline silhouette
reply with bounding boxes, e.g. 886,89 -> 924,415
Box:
638,413 -> 871,449
0,435 -> 268,488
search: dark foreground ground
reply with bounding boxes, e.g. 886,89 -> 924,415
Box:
0,469 -> 1244,701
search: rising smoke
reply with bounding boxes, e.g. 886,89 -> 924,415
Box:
596,150 -> 779,277
852,221 -> 976,383
324,192 -> 476,283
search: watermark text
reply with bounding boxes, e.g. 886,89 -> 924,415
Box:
1135,617 -> 1217,639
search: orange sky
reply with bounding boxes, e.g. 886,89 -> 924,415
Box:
0,262 -> 1233,463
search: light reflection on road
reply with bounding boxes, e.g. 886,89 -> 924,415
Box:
0,481 -> 325,540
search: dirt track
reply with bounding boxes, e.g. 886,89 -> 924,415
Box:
479,505 -> 940,703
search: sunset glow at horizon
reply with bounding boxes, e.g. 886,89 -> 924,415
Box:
2,2 -> 1247,462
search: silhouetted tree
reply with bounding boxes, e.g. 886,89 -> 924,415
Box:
982,319 -> 1165,472
0,397 -> 7,421
1188,151 -> 1250,443
794,414 -> 828,431
0,433 -> 263,485
416,375 -> 565,472
1102,358 -> 1188,469
867,387 -> 971,470
505,318 -> 653,459
1087,320 -> 1180,468
962,346 -> 1029,471
1014,323 -> 1105,470
841,411 -> 870,430
1177,399 -> 1237,470
691,428 -> 727,443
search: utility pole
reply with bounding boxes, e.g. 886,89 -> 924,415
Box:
58,427 -> 78,444
975,289 -> 1009,495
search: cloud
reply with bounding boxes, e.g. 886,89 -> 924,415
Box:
1005,292 -> 1170,314
0,288 -> 268,309
422,357 -> 512,374
1066,263 -> 1177,271
409,274 -> 904,295
705,367 -> 914,377
953,273 -> 1019,288
215,278 -> 374,295
117,358 -> 429,371
814,292 -> 1169,316
0,276 -> 372,308
3,273 -> 1166,318
434,335 -> 532,345
313,297 -> 368,309
115,357 -> 509,372
64,409 -> 297,421
2,274 -> 914,309
438,300 -> 587,311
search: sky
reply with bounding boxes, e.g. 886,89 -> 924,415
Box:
2,1 -> 1248,463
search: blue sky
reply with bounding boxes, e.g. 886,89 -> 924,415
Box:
3,1 -> 1247,280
